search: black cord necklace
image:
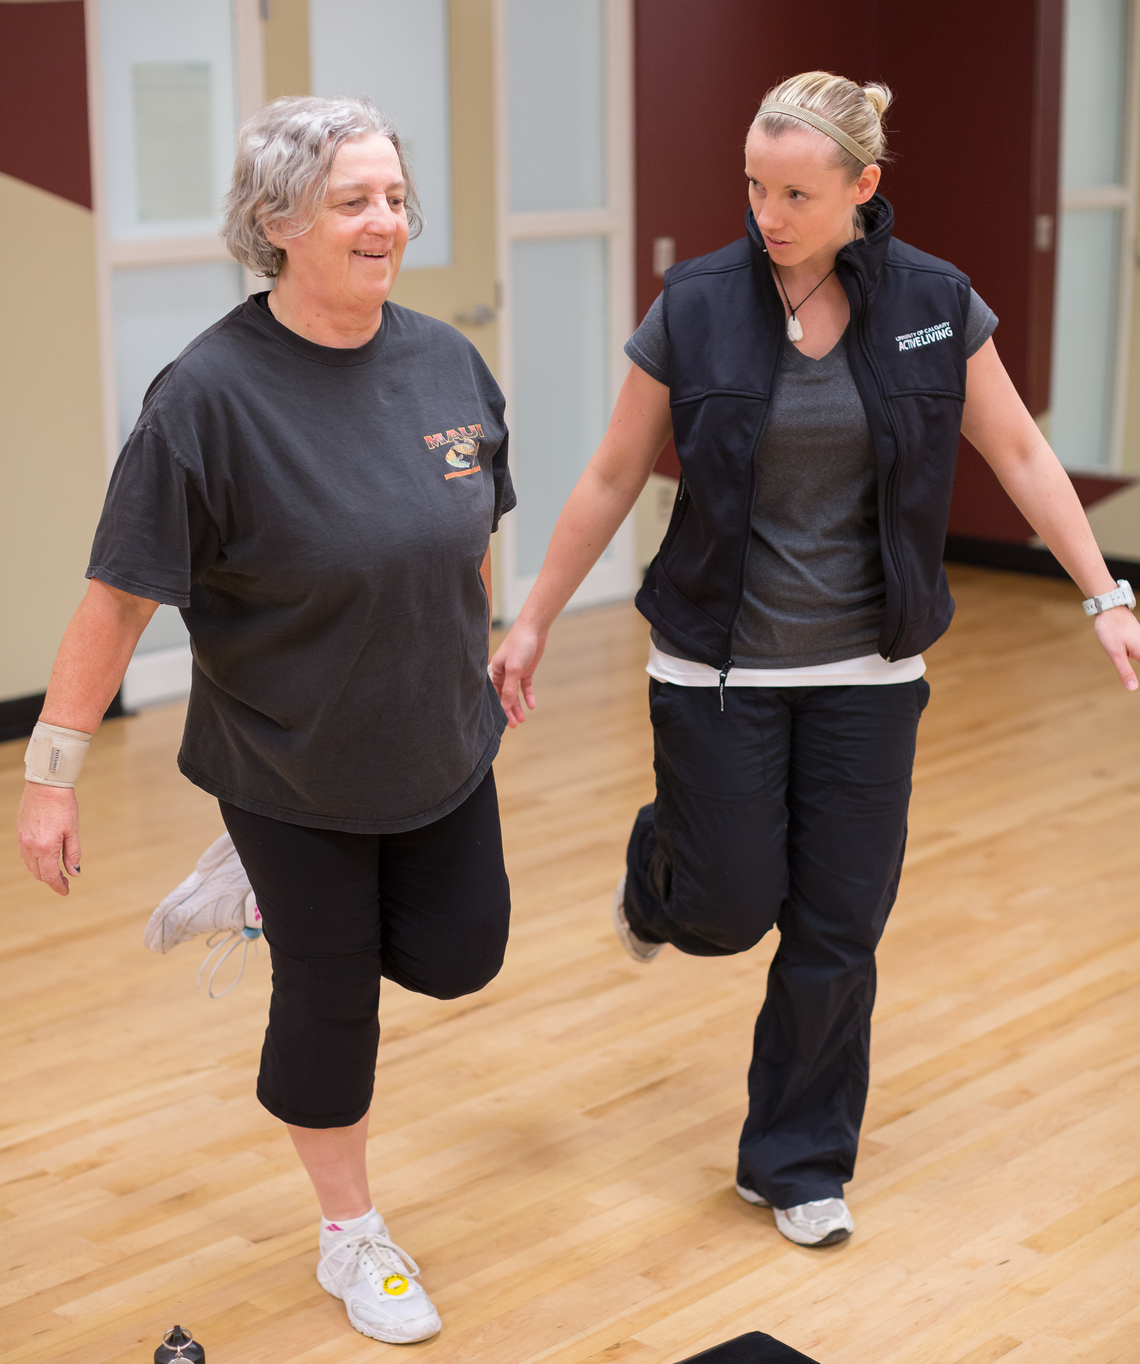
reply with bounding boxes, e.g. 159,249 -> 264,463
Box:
772,262 -> 835,343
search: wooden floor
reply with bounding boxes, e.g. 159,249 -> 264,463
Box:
2,565 -> 1139,1364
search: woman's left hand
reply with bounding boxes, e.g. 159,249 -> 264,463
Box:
1093,606 -> 1140,691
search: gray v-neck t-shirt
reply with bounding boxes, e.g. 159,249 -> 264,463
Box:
627,288 -> 997,668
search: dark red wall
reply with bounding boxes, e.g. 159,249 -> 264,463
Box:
634,2 -> 875,337
0,1 -> 92,208
634,0 -> 1069,542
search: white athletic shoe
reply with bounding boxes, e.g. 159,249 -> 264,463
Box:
612,873 -> 663,962
143,833 -> 263,998
318,1214 -> 442,1344
144,833 -> 254,951
736,1183 -> 854,1247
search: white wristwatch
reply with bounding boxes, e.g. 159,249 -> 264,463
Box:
1082,579 -> 1135,616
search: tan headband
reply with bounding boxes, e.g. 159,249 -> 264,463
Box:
756,101 -> 876,166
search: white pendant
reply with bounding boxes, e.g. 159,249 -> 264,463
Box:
786,314 -> 803,343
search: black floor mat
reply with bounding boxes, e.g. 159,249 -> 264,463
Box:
676,1331 -> 821,1363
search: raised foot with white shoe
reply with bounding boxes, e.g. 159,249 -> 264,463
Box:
143,832 -> 263,997
611,873 -> 664,963
736,1181 -> 854,1247
318,1211 -> 442,1344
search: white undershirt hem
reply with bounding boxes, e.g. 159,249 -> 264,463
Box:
646,643 -> 926,687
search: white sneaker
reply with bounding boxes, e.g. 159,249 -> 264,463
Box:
144,834 -> 263,998
736,1183 -> 854,1247
318,1213 -> 442,1344
144,833 -> 255,952
612,873 -> 663,962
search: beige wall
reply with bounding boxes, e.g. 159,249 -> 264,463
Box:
264,0 -> 311,100
0,173 -> 106,701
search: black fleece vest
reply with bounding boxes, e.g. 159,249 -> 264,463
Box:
636,195 -> 971,672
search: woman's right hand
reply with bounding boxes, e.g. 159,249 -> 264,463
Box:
17,783 -> 81,896
490,621 -> 547,727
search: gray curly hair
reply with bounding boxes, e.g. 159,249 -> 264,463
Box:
222,95 -> 423,278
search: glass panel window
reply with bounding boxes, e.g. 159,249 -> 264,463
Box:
1061,0 -> 1128,189
309,0 -> 452,268
110,262 -> 244,446
1050,208 -> 1122,469
507,0 -> 606,213
99,0 -> 239,241
510,237 -> 610,575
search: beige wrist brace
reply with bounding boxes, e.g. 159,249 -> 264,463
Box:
24,721 -> 92,788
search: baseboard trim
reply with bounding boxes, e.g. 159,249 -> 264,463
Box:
944,534 -> 1140,582
0,690 -> 125,745
121,644 -> 193,711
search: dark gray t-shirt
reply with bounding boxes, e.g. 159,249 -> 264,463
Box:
626,288 -> 998,667
89,295 -> 515,833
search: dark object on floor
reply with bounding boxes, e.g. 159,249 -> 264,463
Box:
677,1331 -> 820,1363
154,1325 -> 205,1363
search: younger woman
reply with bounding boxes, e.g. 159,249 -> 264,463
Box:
490,72 -> 1140,1248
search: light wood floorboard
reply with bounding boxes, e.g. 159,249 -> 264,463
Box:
1,566 -> 1138,1363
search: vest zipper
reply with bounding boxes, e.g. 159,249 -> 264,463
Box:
850,269 -> 908,661
719,277 -> 784,710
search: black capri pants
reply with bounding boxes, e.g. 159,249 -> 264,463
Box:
624,678 -> 929,1209
221,770 -> 511,1129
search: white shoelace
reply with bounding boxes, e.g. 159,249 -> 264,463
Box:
196,926 -> 262,999
325,1232 -> 422,1293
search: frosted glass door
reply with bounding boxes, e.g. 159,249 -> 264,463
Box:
1052,210 -> 1122,468
506,0 -> 606,212
111,263 -> 244,446
96,0 -> 247,677
1050,0 -> 1132,470
511,237 -> 611,576
497,0 -> 634,618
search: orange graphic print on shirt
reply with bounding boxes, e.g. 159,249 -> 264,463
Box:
423,425 -> 484,480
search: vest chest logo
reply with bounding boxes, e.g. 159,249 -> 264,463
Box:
895,321 -> 953,352
423,424 -> 484,479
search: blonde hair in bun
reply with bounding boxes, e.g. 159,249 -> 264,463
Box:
752,71 -> 893,179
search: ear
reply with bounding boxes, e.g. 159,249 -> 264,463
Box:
260,212 -> 290,251
853,163 -> 881,205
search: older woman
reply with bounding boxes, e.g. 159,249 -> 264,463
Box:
492,72 -> 1140,1250
16,97 -> 514,1344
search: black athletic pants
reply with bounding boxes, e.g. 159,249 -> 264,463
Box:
220,770 -> 511,1128
625,678 -> 930,1208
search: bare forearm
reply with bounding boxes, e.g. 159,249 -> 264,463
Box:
513,364 -> 671,633
989,439 -> 1116,598
962,342 -> 1117,599
489,364 -> 670,726
516,464 -> 641,631
41,580 -> 159,732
